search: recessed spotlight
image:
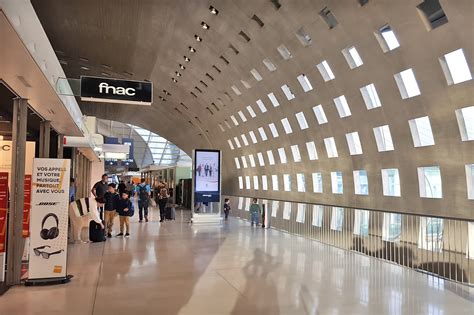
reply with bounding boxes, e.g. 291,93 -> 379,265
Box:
194,35 -> 202,42
179,64 -> 186,70
80,66 -> 90,70
184,56 -> 190,62
175,71 -> 181,77
201,22 -> 210,30
209,6 -> 218,15
172,78 -> 178,83
189,46 -> 196,53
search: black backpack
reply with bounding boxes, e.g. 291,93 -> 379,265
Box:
138,185 -> 148,200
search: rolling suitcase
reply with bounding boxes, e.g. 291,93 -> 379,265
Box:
165,207 -> 176,220
89,220 -> 106,242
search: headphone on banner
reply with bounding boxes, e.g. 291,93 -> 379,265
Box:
40,213 -> 59,240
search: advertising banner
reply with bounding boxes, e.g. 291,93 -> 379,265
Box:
194,150 -> 221,203
0,172 -> 8,253
23,175 -> 32,237
28,159 -> 70,280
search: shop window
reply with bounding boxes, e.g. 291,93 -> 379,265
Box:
241,134 -> 249,146
297,74 -> 313,92
267,150 -> 276,165
245,176 -> 251,189
256,99 -> 268,113
269,123 -> 279,138
262,175 -> 268,191
257,152 -> 265,166
258,127 -> 268,141
241,156 -> 248,168
267,92 -> 280,107
312,205 -> 324,227
283,202 -> 292,220
281,84 -> 296,100
291,145 -> 302,162
297,173 -> 306,192
394,68 -> 421,99
281,118 -> 293,134
295,112 -> 309,130
346,132 -> 363,155
324,137 -> 338,158
455,106 -> 474,141
374,25 -> 400,52
233,136 -> 241,148
306,141 -> 318,160
409,116 -> 435,147
313,105 -> 328,124
467,164 -> 474,200
312,172 -> 323,193
248,154 -> 256,168
342,46 -> 364,69
382,213 -> 402,242
331,171 -> 343,194
230,115 -> 239,126
231,85 -> 242,96
253,176 -> 259,190
418,166 -> 442,198
277,44 -> 293,60
250,68 -> 263,81
381,168 -> 401,197
333,95 -> 352,118
263,58 -> 277,72
373,125 -> 394,151
316,60 -> 335,81
234,157 -> 241,169
353,210 -> 369,236
439,48 -> 472,85
419,217 -> 444,252
353,170 -> 369,195
238,177 -> 243,189
272,175 -> 279,191
296,204 -> 306,223
330,207 -> 344,231
228,139 -> 235,150
278,147 -> 287,164
249,131 -> 258,144
416,0 -> 448,31
246,105 -> 257,118
360,83 -> 382,109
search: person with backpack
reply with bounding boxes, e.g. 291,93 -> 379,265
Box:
116,191 -> 134,237
223,198 -> 231,220
249,198 -> 261,227
157,188 -> 170,222
135,178 -> 151,222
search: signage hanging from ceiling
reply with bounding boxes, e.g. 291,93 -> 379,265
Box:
80,76 -> 153,106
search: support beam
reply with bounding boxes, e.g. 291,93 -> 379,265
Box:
6,98 -> 28,286
57,134 -> 64,158
39,120 -> 50,158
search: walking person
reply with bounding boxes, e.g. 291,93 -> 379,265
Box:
249,198 -> 261,227
223,198 -> 231,220
104,183 -> 120,237
135,178 -> 151,222
118,180 -> 127,196
116,191 -> 134,237
157,188 -> 170,222
91,174 -> 108,220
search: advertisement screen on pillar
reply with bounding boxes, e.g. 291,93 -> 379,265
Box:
80,76 -> 153,106
28,158 -> 70,280
194,150 -> 220,203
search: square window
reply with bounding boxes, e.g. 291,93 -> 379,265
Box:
342,46 -> 364,69
250,68 -> 263,81
277,45 -> 293,60
258,127 -> 268,141
316,60 -> 336,81
267,150 -> 275,165
466,164 -> 474,200
283,202 -> 292,220
277,147 -> 287,164
230,115 -> 239,126
233,136 -> 241,148
263,58 -> 277,72
354,209 -> 370,236
248,154 -> 256,167
227,139 -> 235,150
238,176 -> 243,189
455,106 -> 474,141
360,83 -> 382,109
296,203 -> 306,222
234,157 -> 241,169
409,116 -> 435,147
297,74 -> 313,92
231,85 -> 242,96
249,131 -> 258,144
281,118 -> 293,134
256,99 -> 267,113
394,68 -> 421,99
246,105 -> 257,118
268,92 -> 280,107
439,48 -> 472,85
346,131 -> 363,155
306,141 -> 318,160
312,172 -> 323,193
353,170 -> 369,195
241,134 -> 249,146
269,123 -> 279,138
382,212 -> 402,242
312,205 -> 324,227
381,168 -> 401,197
375,25 -> 400,52
253,175 -> 259,190
297,173 -> 306,192
418,166 -> 442,198
262,175 -> 268,190
373,125 -> 394,151
313,105 -> 328,124
330,207 -> 344,231
283,174 -> 291,192
241,156 -> 248,168
331,171 -> 343,194
272,174 -> 279,191
333,95 -> 352,118
245,176 -> 251,189
291,144 -> 302,162
257,152 -> 265,166
324,137 -> 338,158
281,84 -> 295,100
295,112 -> 309,130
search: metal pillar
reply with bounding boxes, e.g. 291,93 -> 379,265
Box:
39,120 -> 50,158
57,134 -> 64,158
6,98 -> 28,286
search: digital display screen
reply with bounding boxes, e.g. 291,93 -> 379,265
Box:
194,150 -> 220,202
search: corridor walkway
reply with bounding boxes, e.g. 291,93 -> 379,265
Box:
0,209 -> 473,315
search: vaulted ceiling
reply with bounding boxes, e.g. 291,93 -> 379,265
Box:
31,0 -> 474,219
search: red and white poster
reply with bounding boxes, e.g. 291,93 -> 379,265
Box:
0,172 -> 8,253
23,175 -> 32,237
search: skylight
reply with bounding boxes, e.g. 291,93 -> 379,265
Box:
342,46 -> 364,69
439,48 -> 472,85
238,111 -> 247,122
227,139 -> 234,150
312,172 -> 323,193
248,154 -> 256,167
373,125 -> 394,151
306,141 -> 318,160
267,150 -> 275,165
256,99 -> 268,113
277,45 -> 293,60
230,115 -> 239,126
278,147 -> 287,164
333,95 -> 352,118
241,134 -> 249,146
331,171 -> 343,194
263,58 -> 277,72
272,175 -> 279,191
253,176 -> 259,190
455,106 -> 474,141
291,144 -> 301,162
234,157 -> 241,169
316,60 -> 335,81
257,152 -> 265,166
376,25 -> 400,52
262,175 -> 268,190
241,156 -> 248,168
245,176 -> 251,189
394,68 -> 421,99
353,170 -> 369,195
281,118 -> 293,134
281,84 -> 295,100
250,68 -> 263,81
233,136 -> 241,148
346,132 -> 363,155
297,174 -> 306,192
258,127 -> 268,141
313,105 -> 328,124
417,166 -> 442,198
249,131 -> 258,144
238,176 -> 243,189
246,105 -> 257,118
466,164 -> 474,200
409,116 -> 435,147
231,85 -> 242,95
295,112 -> 309,130
269,123 -> 279,138
324,137 -> 338,158
268,92 -> 280,107
360,83 -> 382,109
297,74 -> 313,92
381,168 -> 401,197
283,174 -> 291,191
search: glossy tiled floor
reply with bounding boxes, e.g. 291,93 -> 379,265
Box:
1,208 -> 473,314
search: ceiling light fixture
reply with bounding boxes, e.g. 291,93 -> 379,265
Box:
184,56 -> 190,62
201,22 -> 210,29
179,64 -> 186,70
175,71 -> 181,77
189,46 -> 196,53
194,35 -> 202,42
209,6 -> 218,15
172,78 -> 178,83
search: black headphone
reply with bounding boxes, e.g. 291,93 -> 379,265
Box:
40,213 -> 59,240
